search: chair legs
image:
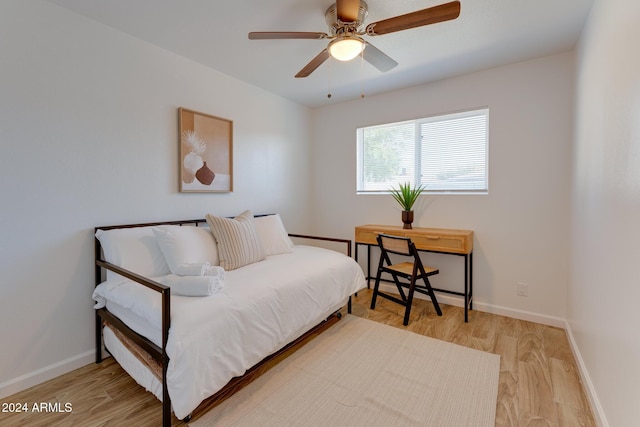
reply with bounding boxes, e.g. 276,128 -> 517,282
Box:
403,275 -> 442,325
403,276 -> 417,326
372,272 -> 442,326
370,234 -> 443,326
424,279 -> 442,316
370,249 -> 388,310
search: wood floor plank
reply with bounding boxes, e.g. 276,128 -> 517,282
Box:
542,327 -> 575,364
0,289 -> 597,427
495,375 -> 519,426
549,358 -> 591,412
555,402 -> 597,427
518,358 -> 558,425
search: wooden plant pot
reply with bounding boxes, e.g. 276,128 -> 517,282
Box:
402,210 -> 414,229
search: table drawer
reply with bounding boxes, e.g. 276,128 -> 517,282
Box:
409,233 -> 469,254
355,228 -> 404,245
354,228 -> 377,245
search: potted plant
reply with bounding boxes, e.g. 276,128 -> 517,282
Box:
389,182 -> 425,229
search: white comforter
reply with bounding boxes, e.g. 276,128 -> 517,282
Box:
93,245 -> 366,419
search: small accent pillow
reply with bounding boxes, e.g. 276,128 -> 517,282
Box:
205,210 -> 266,271
96,227 -> 170,281
254,214 -> 294,256
152,225 -> 219,275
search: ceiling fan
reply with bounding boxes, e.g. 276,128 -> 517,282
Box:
248,0 -> 461,78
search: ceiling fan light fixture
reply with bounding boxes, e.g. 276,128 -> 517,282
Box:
328,36 -> 365,61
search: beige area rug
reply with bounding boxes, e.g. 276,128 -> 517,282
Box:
190,315 -> 500,427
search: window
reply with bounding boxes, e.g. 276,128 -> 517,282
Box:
356,108 -> 488,194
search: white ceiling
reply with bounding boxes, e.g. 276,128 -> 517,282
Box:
47,0 -> 594,108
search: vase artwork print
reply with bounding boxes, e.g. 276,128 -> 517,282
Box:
179,108 -> 233,193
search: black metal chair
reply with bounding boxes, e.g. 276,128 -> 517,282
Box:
370,234 -> 442,325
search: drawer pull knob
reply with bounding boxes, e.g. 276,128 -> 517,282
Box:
426,235 -> 441,240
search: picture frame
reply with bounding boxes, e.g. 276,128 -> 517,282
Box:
179,107 -> 233,193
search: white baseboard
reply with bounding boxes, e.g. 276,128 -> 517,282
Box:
377,283 -> 565,327
469,300 -> 566,328
0,350 -> 95,399
563,321 -> 609,427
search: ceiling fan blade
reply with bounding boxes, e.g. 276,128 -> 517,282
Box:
295,49 -> 330,78
336,0 -> 361,22
366,1 -> 460,36
249,32 -> 328,40
363,42 -> 398,72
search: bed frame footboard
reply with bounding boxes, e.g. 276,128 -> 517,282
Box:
94,258 -> 172,426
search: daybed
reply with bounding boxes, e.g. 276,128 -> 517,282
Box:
93,212 -> 366,426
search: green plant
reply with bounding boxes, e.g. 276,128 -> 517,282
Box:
390,182 -> 425,211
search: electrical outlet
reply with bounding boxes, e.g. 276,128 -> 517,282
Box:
517,283 -> 529,297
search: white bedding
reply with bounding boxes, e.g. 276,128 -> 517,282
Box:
93,245 -> 366,419
103,326 -> 164,400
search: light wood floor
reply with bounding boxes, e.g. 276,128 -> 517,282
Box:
1,289 -> 596,427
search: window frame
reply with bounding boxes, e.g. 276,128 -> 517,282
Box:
356,107 -> 489,195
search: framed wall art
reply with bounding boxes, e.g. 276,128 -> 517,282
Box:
179,107 -> 233,193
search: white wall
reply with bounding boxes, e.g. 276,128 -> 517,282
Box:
571,0 -> 640,425
0,1 -> 311,396
310,52 -> 575,322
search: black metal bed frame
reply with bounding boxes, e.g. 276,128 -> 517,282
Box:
94,217 -> 353,427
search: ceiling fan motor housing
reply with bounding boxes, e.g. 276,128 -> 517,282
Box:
325,1 -> 369,35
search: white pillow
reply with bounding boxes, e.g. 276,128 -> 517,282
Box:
205,210 -> 265,271
152,225 -> 219,275
96,227 -> 170,281
254,214 -> 294,256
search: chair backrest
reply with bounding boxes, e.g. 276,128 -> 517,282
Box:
377,234 -> 413,256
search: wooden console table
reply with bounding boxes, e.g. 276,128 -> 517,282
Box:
355,224 -> 474,322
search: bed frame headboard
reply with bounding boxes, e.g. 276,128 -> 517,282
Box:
94,218 -> 206,282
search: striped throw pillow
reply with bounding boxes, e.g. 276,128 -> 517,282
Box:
205,210 -> 265,271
